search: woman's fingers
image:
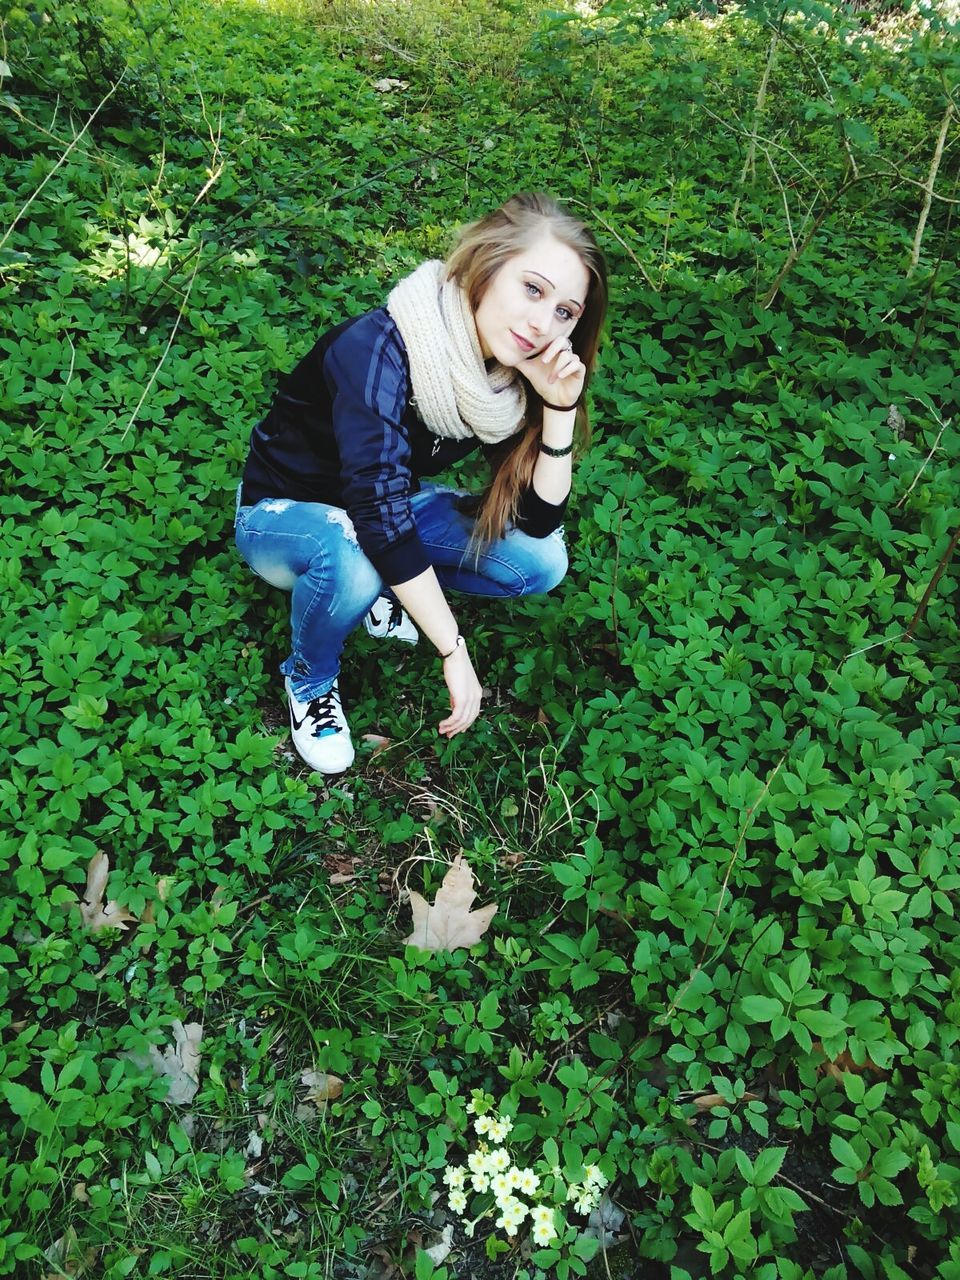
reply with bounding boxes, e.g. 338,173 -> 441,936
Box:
439,649 -> 483,736
439,690 -> 482,736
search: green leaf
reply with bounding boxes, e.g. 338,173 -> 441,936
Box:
753,1146 -> 788,1186
796,1008 -> 846,1037
740,995 -> 783,1023
830,1134 -> 862,1171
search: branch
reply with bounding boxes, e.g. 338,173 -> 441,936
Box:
739,12 -> 784,188
565,198 -> 658,290
907,99 -> 955,277
761,172 -> 867,309
108,249 -> 203,458
904,525 -> 960,642
895,401 -> 949,509
0,71 -> 126,252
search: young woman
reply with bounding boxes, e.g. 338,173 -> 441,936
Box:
235,193 -> 607,772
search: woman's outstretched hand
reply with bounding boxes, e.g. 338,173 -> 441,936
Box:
439,643 -> 483,737
521,334 -> 585,410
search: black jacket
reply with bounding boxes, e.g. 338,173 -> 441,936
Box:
241,307 -> 566,584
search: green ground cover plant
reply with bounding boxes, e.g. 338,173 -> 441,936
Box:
1,0 -> 959,1276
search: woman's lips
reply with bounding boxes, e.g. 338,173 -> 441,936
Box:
511,331 -> 536,353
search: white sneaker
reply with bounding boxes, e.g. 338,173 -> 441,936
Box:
363,595 -> 419,645
285,677 -> 355,774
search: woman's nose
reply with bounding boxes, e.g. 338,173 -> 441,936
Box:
528,300 -> 550,334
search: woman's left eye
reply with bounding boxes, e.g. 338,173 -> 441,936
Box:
556,307 -> 572,322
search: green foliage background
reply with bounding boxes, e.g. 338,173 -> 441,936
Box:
1,0 -> 959,1276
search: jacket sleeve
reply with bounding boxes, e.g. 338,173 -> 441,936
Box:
322,314 -> 431,585
514,484 -> 568,537
481,440 -> 570,537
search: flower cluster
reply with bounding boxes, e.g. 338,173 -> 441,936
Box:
566,1163 -> 608,1215
441,1090 -> 609,1251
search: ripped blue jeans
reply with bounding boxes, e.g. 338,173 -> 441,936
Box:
234,484 -> 568,700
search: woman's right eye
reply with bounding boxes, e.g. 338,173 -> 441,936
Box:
524,281 -> 542,298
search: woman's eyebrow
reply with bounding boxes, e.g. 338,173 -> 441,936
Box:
528,270 -> 584,310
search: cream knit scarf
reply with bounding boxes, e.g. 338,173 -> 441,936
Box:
386,259 -> 527,444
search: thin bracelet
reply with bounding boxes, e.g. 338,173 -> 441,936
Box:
541,398 -> 578,413
540,440 -> 574,458
439,634 -> 465,660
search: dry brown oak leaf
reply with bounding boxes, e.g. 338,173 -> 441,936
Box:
80,851 -> 137,934
129,1020 -> 204,1106
404,854 -> 497,953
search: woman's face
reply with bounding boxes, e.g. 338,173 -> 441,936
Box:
473,233 -> 590,367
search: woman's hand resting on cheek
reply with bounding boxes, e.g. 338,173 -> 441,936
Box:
520,335 -> 585,410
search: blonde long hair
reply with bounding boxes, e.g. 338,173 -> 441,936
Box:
444,193 -> 608,546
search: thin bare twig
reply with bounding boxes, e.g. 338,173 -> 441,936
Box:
108,249 -> 202,456
908,99 -> 955,276
655,752 -> 787,1030
565,198 -> 658,290
895,407 -> 949,509
904,525 -> 960,642
760,143 -> 797,249
739,12 -> 784,187
0,72 -> 126,252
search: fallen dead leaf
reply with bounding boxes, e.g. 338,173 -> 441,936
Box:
131,1020 -> 203,1105
814,1042 -> 887,1079
424,1223 -> 454,1265
693,1091 -> 760,1111
79,852 -> 137,934
71,1182 -> 89,1203
361,733 -> 393,757
373,77 -> 408,92
42,1227 -> 97,1278
404,854 -> 497,953
301,1069 -> 343,1108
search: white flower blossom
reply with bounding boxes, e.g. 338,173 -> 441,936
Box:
449,1189 -> 467,1213
532,1218 -> 558,1246
494,1194 -> 527,1236
490,1171 -> 513,1203
489,1115 -> 513,1142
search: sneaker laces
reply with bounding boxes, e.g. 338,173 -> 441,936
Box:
387,599 -> 405,632
305,686 -> 343,736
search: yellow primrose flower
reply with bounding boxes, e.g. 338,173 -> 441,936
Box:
488,1115 -> 514,1142
495,1195 -> 527,1236
489,1148 -> 510,1172
532,1219 -> 558,1246
490,1172 -> 513,1202
442,1165 -> 466,1189
470,1171 -> 490,1193
517,1168 -> 540,1195
449,1189 -> 467,1213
